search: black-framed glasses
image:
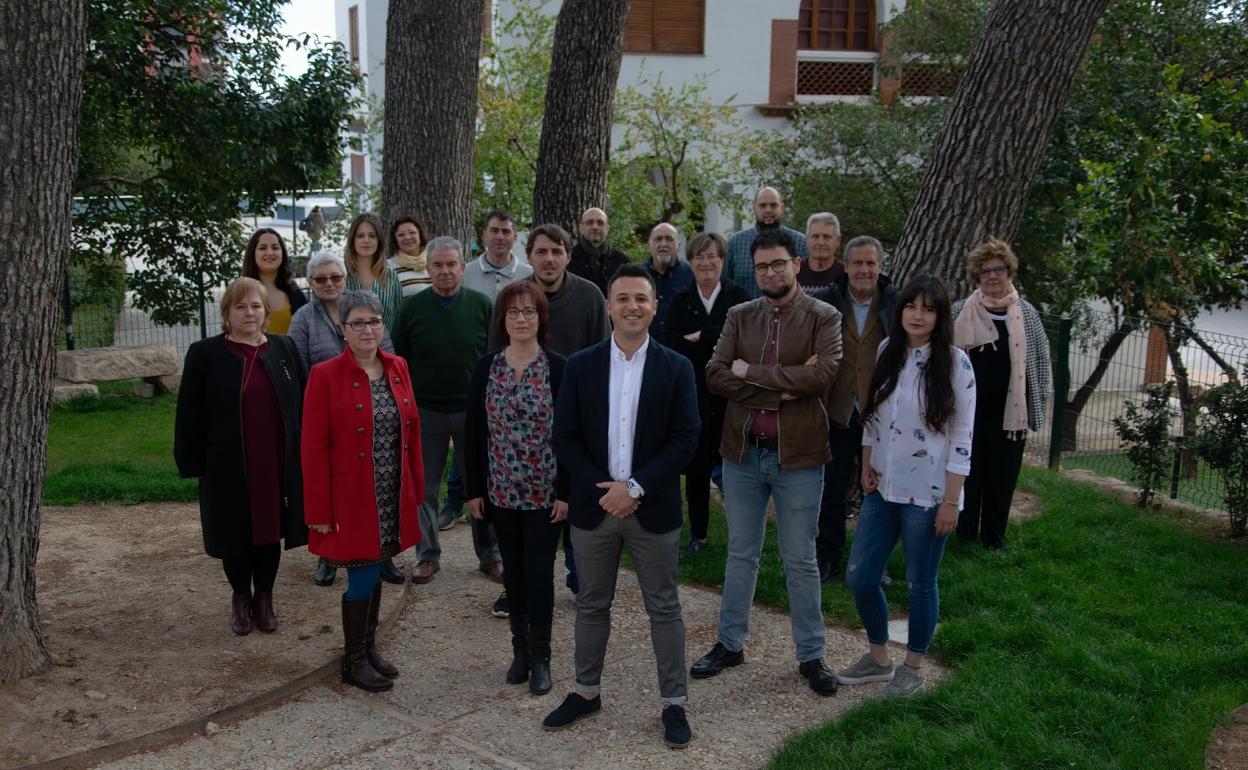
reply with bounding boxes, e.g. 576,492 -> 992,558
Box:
691,252 -> 723,262
505,307 -> 539,320
311,274 -> 346,285
343,318 -> 383,332
753,257 -> 793,275
979,266 -> 1008,278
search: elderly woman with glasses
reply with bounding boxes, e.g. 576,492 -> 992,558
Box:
175,277 -> 306,636
289,250 -> 400,587
951,238 -> 1051,550
302,291 -> 425,692
660,231 -> 749,559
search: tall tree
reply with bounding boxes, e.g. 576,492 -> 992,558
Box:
384,0 -> 484,244
0,0 -> 86,682
531,0 -> 632,232
890,0 -> 1111,293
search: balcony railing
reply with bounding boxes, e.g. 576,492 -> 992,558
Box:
795,50 -> 878,101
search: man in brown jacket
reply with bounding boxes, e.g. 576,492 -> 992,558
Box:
693,228 -> 844,696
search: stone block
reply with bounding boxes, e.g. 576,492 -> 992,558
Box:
57,344 -> 180,383
52,380 -> 99,403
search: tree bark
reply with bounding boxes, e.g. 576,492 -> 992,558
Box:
1061,316 -> 1138,452
891,0 -> 1110,293
531,0 -> 632,233
0,0 -> 86,682
383,0 -> 484,245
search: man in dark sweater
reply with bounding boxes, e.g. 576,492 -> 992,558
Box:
392,236 -> 501,586
795,212 -> 845,293
568,207 -> 629,296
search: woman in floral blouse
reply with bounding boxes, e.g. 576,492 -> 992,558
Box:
835,274 -> 976,699
464,281 -> 568,697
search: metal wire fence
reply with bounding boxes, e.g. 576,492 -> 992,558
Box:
1025,306 -> 1248,515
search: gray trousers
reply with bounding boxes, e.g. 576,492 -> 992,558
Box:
417,407 -> 500,566
570,515 -> 687,706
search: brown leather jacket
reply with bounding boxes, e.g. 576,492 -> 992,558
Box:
706,290 -> 843,470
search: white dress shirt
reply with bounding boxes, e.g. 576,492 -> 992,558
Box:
862,342 -> 976,508
698,282 -> 722,315
607,334 -> 650,482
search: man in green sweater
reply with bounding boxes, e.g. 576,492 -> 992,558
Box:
392,236 -> 501,587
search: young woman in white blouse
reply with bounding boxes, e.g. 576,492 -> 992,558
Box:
835,274 -> 976,698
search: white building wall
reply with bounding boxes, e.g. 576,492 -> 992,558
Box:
335,0 -> 386,188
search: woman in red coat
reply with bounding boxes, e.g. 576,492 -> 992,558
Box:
302,291 -> 424,692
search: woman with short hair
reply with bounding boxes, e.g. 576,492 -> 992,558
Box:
952,238 -> 1051,549
836,275 -> 975,698
242,228 -> 306,334
302,291 -> 425,692
660,231 -> 749,558
388,214 -> 432,297
174,277 -> 306,636
289,251 -> 398,587
344,213 -> 403,329
464,281 -> 568,696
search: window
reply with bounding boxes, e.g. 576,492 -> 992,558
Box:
798,0 -> 875,51
348,5 -> 360,70
623,0 -> 704,55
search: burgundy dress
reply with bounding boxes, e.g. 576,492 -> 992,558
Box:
226,339 -> 285,546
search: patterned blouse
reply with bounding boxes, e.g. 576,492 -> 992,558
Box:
485,350 -> 557,510
862,342 -> 977,508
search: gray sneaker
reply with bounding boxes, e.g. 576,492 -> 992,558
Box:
835,653 -> 895,685
881,664 -> 923,698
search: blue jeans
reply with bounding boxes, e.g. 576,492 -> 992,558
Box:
846,492 -> 950,656
442,459 -> 466,512
718,448 -> 826,663
344,564 -> 381,601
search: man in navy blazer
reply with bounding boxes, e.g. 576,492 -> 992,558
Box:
543,263 -> 700,749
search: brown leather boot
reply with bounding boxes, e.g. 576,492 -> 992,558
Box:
342,596 -> 393,692
231,592 -> 252,636
365,583 -> 398,678
252,592 -> 278,633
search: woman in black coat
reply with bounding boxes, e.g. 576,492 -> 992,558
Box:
661,231 -> 750,558
464,281 -> 568,696
174,277 -> 307,636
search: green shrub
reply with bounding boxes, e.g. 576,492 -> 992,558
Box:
1194,371 -> 1248,537
1112,381 -> 1176,507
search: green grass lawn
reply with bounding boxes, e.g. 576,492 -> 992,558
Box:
44,387 -> 194,505
1062,450 -> 1227,512
680,468 -> 1248,769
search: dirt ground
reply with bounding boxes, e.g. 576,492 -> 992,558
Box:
0,502 -> 402,769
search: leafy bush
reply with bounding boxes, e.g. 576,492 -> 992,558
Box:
1112,381 -> 1176,508
1194,372 -> 1248,537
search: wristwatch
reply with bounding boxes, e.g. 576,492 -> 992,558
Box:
626,478 -> 645,500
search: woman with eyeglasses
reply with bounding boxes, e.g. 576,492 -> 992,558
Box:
242,228 -> 306,334
660,231 -> 749,559
464,281 -> 568,696
289,250 -> 399,587
951,239 -> 1051,550
302,291 -> 425,692
175,277 -> 307,636
345,213 -> 403,329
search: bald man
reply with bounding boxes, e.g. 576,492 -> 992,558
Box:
725,187 -> 809,298
568,207 -> 630,296
642,222 -> 694,339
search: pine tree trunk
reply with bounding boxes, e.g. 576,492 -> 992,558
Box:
531,0 -> 632,233
891,0 -> 1110,293
0,0 -> 86,683
383,0 -> 484,245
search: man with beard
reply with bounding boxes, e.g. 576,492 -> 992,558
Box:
725,187 -> 809,299
694,228 -> 844,697
642,222 -> 693,340
795,212 -> 845,293
568,207 -> 629,296
464,210 -> 533,301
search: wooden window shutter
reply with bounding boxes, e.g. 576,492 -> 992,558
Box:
623,0 -> 655,52
623,0 -> 703,54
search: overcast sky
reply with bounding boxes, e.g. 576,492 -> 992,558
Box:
280,0 -> 337,78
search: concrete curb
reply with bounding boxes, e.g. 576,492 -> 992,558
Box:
14,581 -> 412,770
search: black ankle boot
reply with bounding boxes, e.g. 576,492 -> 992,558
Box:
529,624 -> 552,695
506,613 -> 529,684
365,583 -> 398,678
314,558 -> 337,586
341,596 -> 393,692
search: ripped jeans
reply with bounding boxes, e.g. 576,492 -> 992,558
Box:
845,492 -> 949,656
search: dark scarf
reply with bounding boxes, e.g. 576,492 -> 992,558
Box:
577,235 -> 609,257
